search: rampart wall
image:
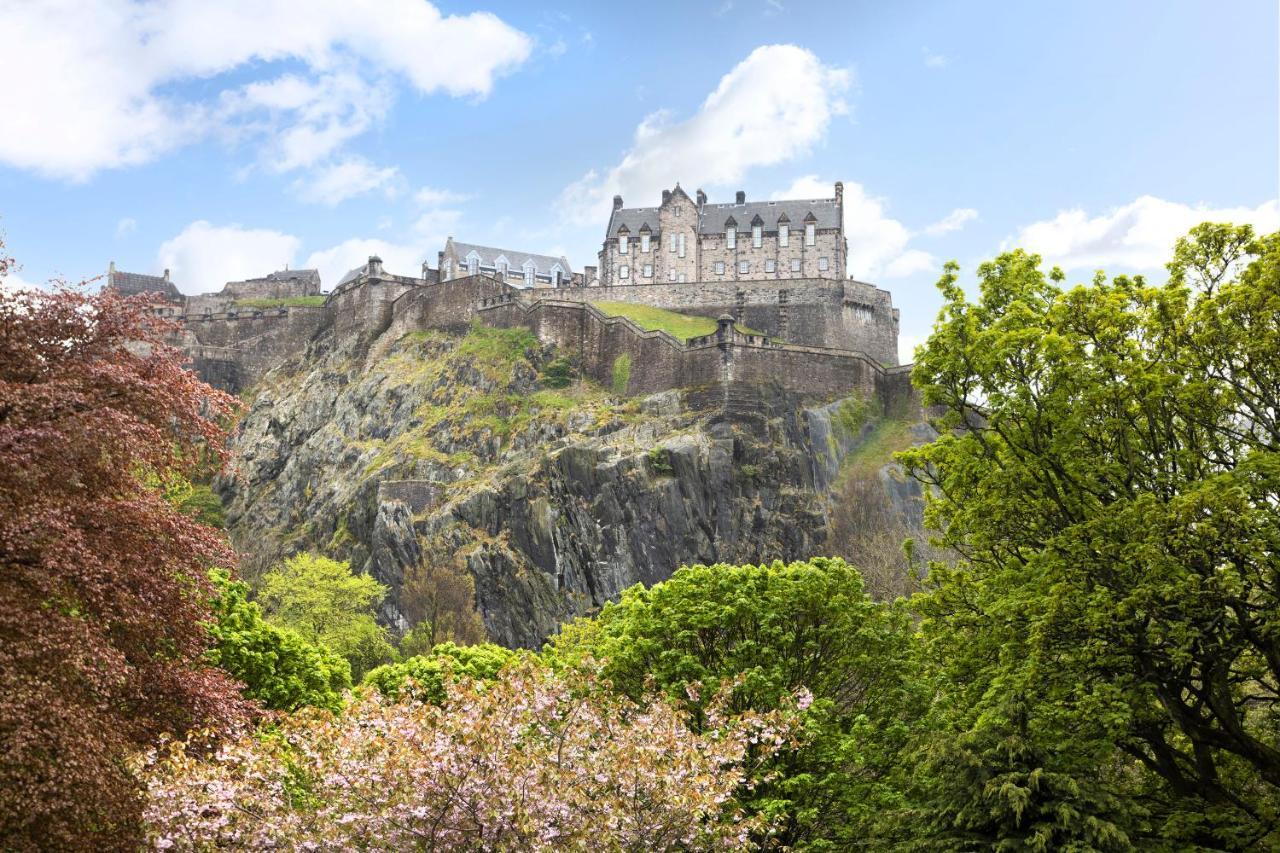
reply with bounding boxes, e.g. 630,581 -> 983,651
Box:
171,305 -> 330,392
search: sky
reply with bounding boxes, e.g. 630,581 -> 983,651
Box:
0,0 -> 1276,363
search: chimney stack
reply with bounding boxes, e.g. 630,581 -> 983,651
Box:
696,188 -> 706,208
834,181 -> 844,203
163,268 -> 170,281
735,190 -> 746,204
612,195 -> 624,211
661,189 -> 671,204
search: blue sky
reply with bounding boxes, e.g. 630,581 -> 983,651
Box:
1,0 -> 1276,361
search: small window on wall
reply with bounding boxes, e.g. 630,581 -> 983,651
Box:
620,265 -> 629,279
643,264 -> 653,277
678,273 -> 686,282
670,235 -> 678,253
524,267 -> 534,286
726,226 -> 736,249
714,261 -> 725,275
619,234 -> 629,254
738,260 -> 749,274
641,233 -> 650,253
791,258 -> 801,272
752,225 -> 762,247
805,223 -> 816,245
765,259 -> 776,273
668,269 -> 676,281
677,233 -> 686,258
818,257 -> 829,271
779,224 -> 789,247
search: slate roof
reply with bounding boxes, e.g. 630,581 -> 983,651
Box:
605,195 -> 842,237
107,270 -> 182,300
259,268 -> 321,285
697,198 -> 840,234
450,241 -> 571,275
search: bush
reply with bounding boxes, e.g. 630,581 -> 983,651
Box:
539,356 -> 574,388
611,353 -> 632,395
363,642 -> 517,702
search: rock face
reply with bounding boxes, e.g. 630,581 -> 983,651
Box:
219,323 -> 923,649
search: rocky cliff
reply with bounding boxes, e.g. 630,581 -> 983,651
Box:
218,322 -> 925,648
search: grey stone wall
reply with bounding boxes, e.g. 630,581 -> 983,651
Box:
174,305 -> 329,392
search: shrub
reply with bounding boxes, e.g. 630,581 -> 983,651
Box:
611,353 -> 632,395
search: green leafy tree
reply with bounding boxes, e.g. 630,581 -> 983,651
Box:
900,224 -> 1280,848
363,642 -> 518,703
206,570 -> 350,713
258,553 -> 396,679
547,557 -> 924,850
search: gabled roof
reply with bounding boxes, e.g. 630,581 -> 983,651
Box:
698,198 -> 839,234
260,268 -> 321,286
605,206 -> 660,239
449,241 -> 571,277
107,270 -> 182,300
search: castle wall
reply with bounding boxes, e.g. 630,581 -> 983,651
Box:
176,305 -> 329,392
329,278 -> 422,350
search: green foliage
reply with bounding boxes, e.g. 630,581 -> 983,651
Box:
539,355 -> 574,388
362,642 -> 517,702
456,323 -> 537,381
591,300 -> 765,340
547,557 -> 924,849
899,223 -> 1280,848
258,553 -> 396,680
206,570 -> 350,712
233,295 -> 326,309
647,447 -> 674,476
611,353 -> 632,395
832,396 -> 873,439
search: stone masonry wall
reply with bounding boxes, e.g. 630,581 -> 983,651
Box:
174,305 -> 330,392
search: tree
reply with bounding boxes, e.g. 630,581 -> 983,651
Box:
206,570 -> 351,713
259,552 -> 396,679
140,660 -> 800,850
547,557 -> 924,849
363,641 -> 517,703
0,250 -> 248,850
900,224 -> 1280,848
400,555 -> 487,651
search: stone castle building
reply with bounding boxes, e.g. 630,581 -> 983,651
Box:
598,183 -> 846,287
438,238 -> 576,289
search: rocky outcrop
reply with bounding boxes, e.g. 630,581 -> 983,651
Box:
218,323 -> 926,649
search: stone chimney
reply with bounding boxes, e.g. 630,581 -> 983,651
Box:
735,190 -> 746,204
421,260 -> 430,280
612,194 -> 624,210
661,189 -> 672,205
696,188 -> 706,208
834,181 -> 844,203
368,255 -> 384,277
163,268 -> 170,281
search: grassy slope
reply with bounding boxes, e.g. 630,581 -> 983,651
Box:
234,295 -> 327,309
590,301 -> 763,340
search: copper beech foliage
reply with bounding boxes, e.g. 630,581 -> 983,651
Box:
140,660 -> 804,850
0,252 -> 250,850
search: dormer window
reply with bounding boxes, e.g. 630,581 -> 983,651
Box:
466,251 -> 480,275
523,261 -> 535,287
619,234 -> 629,254
726,225 -> 736,249
641,232 -> 650,253
752,224 -> 762,248
805,222 -> 816,246
779,223 -> 789,247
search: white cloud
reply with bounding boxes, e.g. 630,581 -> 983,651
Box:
413,186 -> 469,207
0,0 -> 532,180
157,221 -> 301,293
294,157 -> 400,206
0,269 -> 41,293
774,175 -> 937,281
115,217 -> 138,238
923,208 -> 978,236
1015,195 -> 1280,272
923,48 -> 948,69
897,332 -> 927,366
559,45 -> 851,225
303,208 -> 462,287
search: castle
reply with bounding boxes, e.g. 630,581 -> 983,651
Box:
107,183 -> 908,409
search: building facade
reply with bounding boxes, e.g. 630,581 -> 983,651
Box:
598,183 -> 847,287
438,238 -> 574,289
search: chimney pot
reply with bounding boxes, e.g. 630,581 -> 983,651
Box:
661,189 -> 671,204
612,195 -> 624,210
834,181 -> 844,202
735,190 -> 746,204
696,189 -> 707,207
163,268 -> 170,280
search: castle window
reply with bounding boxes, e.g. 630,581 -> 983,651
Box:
818,257 -> 829,271
619,234 -> 629,254
714,261 -> 725,275
779,224 -> 789,247
752,224 -> 762,248
524,264 -> 535,286
791,258 -> 801,272
765,259 -> 776,273
498,262 -> 508,278
738,260 -> 749,274
670,234 -> 677,253
678,273 -> 686,282
619,264 -> 629,279
643,264 -> 653,277
805,223 -> 816,245
677,233 -> 686,258
641,233 -> 650,253
668,269 -> 676,281
726,226 -> 736,249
